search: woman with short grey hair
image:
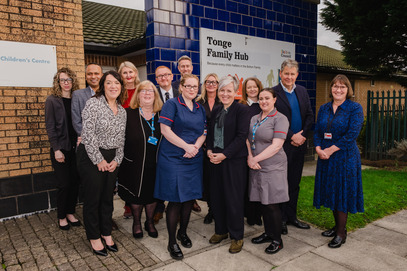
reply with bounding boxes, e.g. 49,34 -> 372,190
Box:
206,75 -> 251,254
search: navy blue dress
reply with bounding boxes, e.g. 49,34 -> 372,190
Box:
154,95 -> 206,203
313,99 -> 364,214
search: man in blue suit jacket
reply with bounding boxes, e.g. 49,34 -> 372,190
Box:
273,59 -> 314,235
71,63 -> 102,142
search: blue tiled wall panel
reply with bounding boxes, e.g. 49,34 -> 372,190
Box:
191,4 -> 204,16
213,0 -> 225,10
242,15 -> 252,27
257,28 -> 266,38
200,0 -> 213,7
227,23 -> 238,33
145,0 -> 318,106
213,21 -> 225,31
253,17 -> 263,28
205,7 -> 217,19
200,18 -> 213,29
161,49 -> 177,61
218,10 -> 229,22
238,3 -> 249,15
257,8 -> 266,19
238,25 -> 249,35
230,13 -> 241,24
170,37 -> 186,50
226,1 -> 238,12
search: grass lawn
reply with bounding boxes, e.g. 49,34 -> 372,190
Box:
297,168 -> 407,232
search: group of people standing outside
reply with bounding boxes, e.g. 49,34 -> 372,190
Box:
45,56 -> 364,259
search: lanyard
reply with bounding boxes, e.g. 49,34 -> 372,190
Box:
139,108 -> 155,137
251,114 -> 272,150
325,106 -> 339,133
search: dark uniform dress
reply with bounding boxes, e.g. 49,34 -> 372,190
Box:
154,96 -> 206,203
118,108 -> 162,205
313,99 -> 364,214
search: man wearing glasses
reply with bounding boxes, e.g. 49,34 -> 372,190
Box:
155,66 -> 178,103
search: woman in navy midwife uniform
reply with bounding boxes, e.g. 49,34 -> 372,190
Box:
154,74 -> 206,260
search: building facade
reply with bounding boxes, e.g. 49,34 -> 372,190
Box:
0,0 -> 319,219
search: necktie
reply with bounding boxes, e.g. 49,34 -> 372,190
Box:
165,92 -> 170,102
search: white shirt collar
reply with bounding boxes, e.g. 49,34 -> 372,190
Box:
160,87 -> 174,102
280,81 -> 296,94
247,98 -> 258,106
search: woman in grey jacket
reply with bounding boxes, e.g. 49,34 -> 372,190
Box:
45,67 -> 81,231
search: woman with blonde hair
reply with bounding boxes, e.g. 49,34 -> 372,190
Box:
119,61 -> 141,109
118,80 -> 163,239
118,61 -> 142,218
45,67 -> 81,230
196,73 -> 221,224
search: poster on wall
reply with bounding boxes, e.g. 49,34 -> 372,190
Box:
200,28 -> 295,98
0,41 -> 57,87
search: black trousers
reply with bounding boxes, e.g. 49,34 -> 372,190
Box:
210,156 -> 247,240
50,148 -> 80,219
280,143 -> 305,222
77,144 -> 118,240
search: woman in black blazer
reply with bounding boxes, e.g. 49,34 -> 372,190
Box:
118,80 -> 163,240
207,75 -> 250,254
45,67 -> 81,230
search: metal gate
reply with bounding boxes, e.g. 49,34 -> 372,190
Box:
365,90 -> 407,160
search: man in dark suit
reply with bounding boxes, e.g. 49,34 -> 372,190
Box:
273,59 -> 314,235
155,65 -> 178,103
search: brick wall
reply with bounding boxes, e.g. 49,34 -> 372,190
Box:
0,0 -> 85,219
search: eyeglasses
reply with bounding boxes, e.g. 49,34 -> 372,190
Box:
156,73 -> 172,79
183,85 -> 199,90
60,78 -> 73,84
140,89 -> 155,94
205,80 -> 218,86
332,85 -> 347,90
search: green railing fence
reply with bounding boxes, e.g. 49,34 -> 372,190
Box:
366,90 -> 407,160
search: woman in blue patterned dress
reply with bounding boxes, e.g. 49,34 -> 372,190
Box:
154,74 -> 206,260
313,74 -> 364,248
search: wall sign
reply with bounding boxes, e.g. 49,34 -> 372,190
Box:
0,41 -> 57,87
200,28 -> 295,97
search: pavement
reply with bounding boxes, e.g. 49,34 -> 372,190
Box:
1,161 -> 407,271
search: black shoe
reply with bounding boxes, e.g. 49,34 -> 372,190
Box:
144,221 -> 158,238
133,232 -> 143,239
92,247 -> 108,257
287,219 -> 310,229
168,243 -> 183,260
105,243 -> 118,252
67,219 -> 81,227
204,212 -> 213,224
328,235 -> 346,248
322,227 -> 336,237
265,240 -> 284,254
251,233 -> 273,244
59,223 -> 70,231
101,237 -> 118,252
177,232 -> 192,248
281,221 -> 288,235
